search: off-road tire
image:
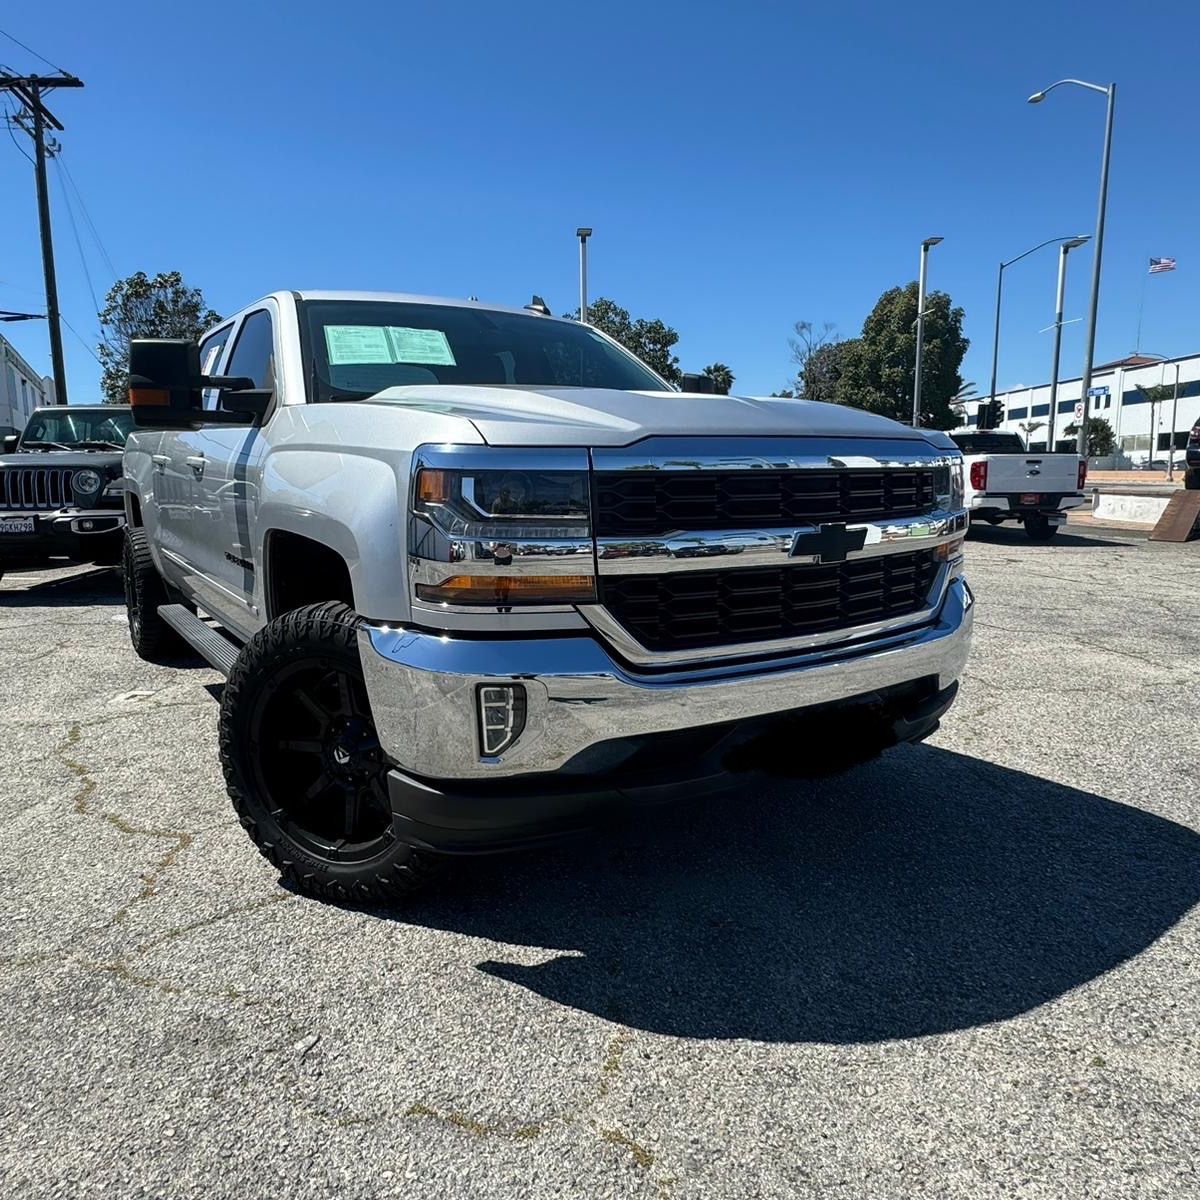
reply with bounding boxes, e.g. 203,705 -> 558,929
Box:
122,527 -> 183,660
1023,514 -> 1059,541
1185,468 -> 1200,491
219,601 -> 441,903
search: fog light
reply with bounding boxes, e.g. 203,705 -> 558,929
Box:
477,684 -> 527,757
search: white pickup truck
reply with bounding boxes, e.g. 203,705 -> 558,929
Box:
951,430 -> 1087,540
121,290 -> 972,901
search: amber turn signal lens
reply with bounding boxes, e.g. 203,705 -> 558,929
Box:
416,469 -> 450,503
416,574 -> 597,605
128,386 -> 170,408
934,537 -> 965,561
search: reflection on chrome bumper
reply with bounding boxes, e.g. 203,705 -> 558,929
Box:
359,578 -> 974,781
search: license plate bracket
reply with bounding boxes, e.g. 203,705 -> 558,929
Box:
0,516 -> 36,535
1019,492 -> 1042,506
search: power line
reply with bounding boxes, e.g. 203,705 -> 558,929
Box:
0,26 -> 68,75
52,153 -> 101,320
5,111 -> 33,164
58,312 -> 103,366
55,152 -> 117,280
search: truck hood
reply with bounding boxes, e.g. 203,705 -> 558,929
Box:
364,385 -> 952,449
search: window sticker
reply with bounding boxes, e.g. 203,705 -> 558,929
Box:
385,327 -> 456,365
324,324 -> 457,366
325,325 -> 394,365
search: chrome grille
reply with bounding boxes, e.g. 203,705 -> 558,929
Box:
594,468 -> 944,537
1,467 -> 75,511
599,550 -> 940,653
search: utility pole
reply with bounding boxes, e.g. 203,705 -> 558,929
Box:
1,70 -> 84,405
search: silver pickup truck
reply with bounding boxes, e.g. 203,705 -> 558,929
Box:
122,290 -> 973,900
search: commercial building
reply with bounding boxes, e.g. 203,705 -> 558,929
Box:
0,332 -> 54,434
963,351 -> 1200,463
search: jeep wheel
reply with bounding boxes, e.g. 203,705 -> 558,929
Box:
1023,514 -> 1059,541
1185,468 -> 1200,491
122,527 -> 183,660
219,601 -> 440,902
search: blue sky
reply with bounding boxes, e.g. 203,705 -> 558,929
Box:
1,0 -> 1196,401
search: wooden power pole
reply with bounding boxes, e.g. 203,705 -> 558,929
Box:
1,70 -> 84,405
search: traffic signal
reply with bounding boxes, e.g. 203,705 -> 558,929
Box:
977,398 -> 1004,430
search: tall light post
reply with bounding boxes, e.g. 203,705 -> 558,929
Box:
912,235 -> 943,428
1029,79 -> 1116,457
987,234 -> 1088,420
576,227 -> 592,323
1047,236 -> 1091,449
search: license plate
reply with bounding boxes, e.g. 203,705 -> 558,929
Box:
1019,493 -> 1042,506
0,516 -> 35,535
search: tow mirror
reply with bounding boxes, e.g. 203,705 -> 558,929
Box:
128,339 -> 202,429
679,372 -> 716,394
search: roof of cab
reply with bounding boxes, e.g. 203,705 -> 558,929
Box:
288,290 -> 565,321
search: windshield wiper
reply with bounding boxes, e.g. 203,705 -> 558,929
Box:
21,440 -> 73,451
75,440 -> 126,450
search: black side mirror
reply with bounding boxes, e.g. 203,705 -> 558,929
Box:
1,434 -> 17,453
679,372 -> 716,394
129,339 -> 203,429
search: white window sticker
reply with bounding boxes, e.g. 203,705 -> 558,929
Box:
324,324 -> 457,366
325,325 -> 394,365
385,327 -> 456,366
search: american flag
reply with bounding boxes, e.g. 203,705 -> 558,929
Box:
1149,257 -> 1176,274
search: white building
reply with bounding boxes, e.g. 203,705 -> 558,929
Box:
964,351 -> 1200,463
0,333 -> 53,434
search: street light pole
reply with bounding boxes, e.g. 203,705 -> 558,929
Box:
987,233 -> 1088,425
912,236 -> 943,428
575,227 -> 592,324
1047,237 -> 1090,449
1167,361 -> 1182,480
1029,79 -> 1116,458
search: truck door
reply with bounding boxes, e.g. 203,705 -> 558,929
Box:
182,306 -> 276,635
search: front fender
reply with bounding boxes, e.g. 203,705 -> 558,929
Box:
256,449 -> 408,623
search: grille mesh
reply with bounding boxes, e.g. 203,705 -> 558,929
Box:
1,467 -> 75,511
599,550 -> 940,652
595,468 -> 943,537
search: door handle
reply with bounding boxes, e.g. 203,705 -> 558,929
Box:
151,454 -> 170,472
185,455 -> 206,478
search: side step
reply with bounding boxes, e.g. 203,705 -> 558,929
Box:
158,604 -> 241,676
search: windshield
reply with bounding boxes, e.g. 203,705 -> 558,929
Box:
300,299 -> 672,400
951,432 -> 1026,454
19,407 -> 134,450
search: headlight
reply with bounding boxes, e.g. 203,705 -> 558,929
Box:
410,450 -> 595,607
73,469 -> 102,496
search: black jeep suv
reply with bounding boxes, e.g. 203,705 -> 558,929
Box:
0,406 -> 132,581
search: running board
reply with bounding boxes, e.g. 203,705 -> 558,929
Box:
158,604 -> 241,676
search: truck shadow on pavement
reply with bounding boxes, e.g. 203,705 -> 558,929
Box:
0,565 -> 123,606
401,743 -> 1200,1043
965,525 -> 1134,549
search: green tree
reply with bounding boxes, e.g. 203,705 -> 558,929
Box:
571,297 -> 681,384
1064,415 -> 1116,457
803,339 -> 857,402
98,271 -> 221,404
830,283 -> 969,429
701,362 -> 734,394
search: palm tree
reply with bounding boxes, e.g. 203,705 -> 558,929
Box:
701,363 -> 735,395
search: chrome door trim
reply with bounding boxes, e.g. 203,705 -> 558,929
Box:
581,562 -> 955,668
596,509 -> 967,574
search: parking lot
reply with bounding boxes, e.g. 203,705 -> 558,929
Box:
1,527 -> 1197,1199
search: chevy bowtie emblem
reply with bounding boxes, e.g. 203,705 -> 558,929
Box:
789,523 -> 868,563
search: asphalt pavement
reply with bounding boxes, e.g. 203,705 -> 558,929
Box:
1,526 -> 1198,1199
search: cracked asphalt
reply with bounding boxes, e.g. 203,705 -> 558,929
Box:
1,526 -> 1198,1199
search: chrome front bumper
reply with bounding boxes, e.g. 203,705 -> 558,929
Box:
359,576 -> 974,781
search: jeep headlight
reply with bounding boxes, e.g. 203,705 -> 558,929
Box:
409,449 -> 595,607
73,469 -> 102,498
